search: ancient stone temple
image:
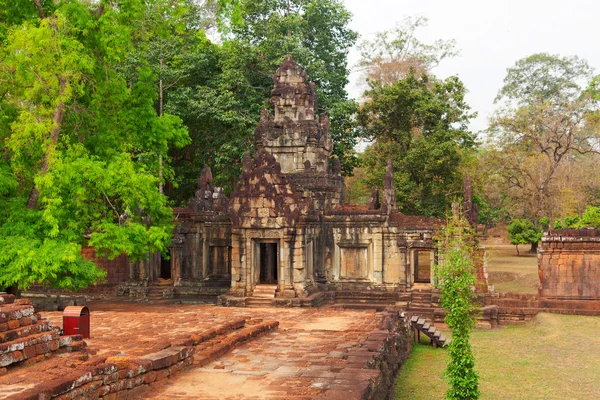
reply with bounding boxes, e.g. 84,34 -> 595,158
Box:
111,56 -> 441,305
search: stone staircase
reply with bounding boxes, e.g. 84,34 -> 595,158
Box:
323,291 -> 406,311
0,293 -> 84,372
407,287 -> 439,317
247,284 -> 277,308
410,315 -> 449,348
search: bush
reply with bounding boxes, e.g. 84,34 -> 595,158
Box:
507,219 -> 542,255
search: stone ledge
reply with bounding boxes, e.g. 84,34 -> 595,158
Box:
5,319 -> 279,400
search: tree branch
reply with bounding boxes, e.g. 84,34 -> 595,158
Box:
32,0 -> 45,19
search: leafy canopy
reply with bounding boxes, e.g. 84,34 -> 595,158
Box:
359,72 -> 476,217
507,219 -> 542,246
167,0 -> 360,203
481,53 -> 600,223
0,0 -> 190,290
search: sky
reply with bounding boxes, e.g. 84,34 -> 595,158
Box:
342,0 -> 600,134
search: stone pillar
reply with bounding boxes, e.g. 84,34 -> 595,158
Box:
382,160 -> 397,213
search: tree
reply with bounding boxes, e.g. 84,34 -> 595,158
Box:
507,219 -> 542,255
357,15 -> 459,86
0,1 -> 190,290
435,215 -> 480,400
166,0 -> 360,204
553,205 -> 600,229
358,72 -> 476,217
488,53 -> 600,222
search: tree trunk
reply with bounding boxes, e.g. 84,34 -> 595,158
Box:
158,58 -> 163,194
515,244 -> 520,256
26,77 -> 67,210
529,241 -> 539,253
32,0 -> 45,19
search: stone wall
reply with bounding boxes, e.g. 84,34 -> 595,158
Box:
82,248 -> 129,291
538,229 -> 600,299
484,292 -> 600,324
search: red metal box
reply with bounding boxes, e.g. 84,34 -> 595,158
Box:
63,305 -> 90,338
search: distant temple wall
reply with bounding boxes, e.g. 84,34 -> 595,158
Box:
538,229 -> 600,299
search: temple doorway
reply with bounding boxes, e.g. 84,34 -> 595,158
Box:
414,250 -> 432,283
259,243 -> 278,284
160,253 -> 172,280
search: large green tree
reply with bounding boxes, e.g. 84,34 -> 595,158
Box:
358,72 -> 476,217
0,0 -> 189,290
167,0 -> 359,203
483,53 -> 600,223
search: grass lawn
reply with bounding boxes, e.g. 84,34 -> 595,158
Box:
395,313 -> 600,399
484,243 -> 539,294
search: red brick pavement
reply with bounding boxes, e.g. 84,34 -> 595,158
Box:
0,302 -> 383,400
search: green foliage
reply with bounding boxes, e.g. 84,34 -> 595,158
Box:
552,216 -> 580,229
359,72 -> 476,217
580,206 -> 600,228
434,216 -> 480,400
0,1 -> 190,290
553,206 -> 600,229
473,194 -> 510,228
507,219 -> 542,250
496,53 -> 594,106
167,0 -> 359,202
485,53 -> 600,222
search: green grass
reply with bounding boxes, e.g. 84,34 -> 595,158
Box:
395,313 -> 600,399
394,341 -> 448,399
484,244 -> 539,293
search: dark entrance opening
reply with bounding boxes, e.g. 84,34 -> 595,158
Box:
259,243 -> 278,284
160,253 -> 172,280
414,250 -> 431,283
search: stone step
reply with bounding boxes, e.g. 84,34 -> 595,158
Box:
252,288 -> 276,293
408,305 -> 436,314
0,304 -> 35,323
253,285 -> 277,292
0,320 -> 51,343
246,298 -> 274,308
0,293 -> 15,305
410,301 -> 432,307
333,297 -> 398,305
411,293 -> 432,298
326,303 -> 388,312
193,320 -> 279,367
411,314 -> 449,348
253,294 -> 275,299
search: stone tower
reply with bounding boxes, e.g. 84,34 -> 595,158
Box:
254,55 -> 333,175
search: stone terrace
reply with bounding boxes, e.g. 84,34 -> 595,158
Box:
0,302 -> 409,400
148,311 -> 384,399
